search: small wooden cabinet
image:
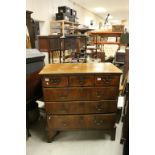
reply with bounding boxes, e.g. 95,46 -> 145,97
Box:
39,63 -> 122,142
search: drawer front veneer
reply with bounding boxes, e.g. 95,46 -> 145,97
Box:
47,114 -> 116,130
69,75 -> 94,86
95,74 -> 120,86
45,100 -> 117,114
42,76 -> 68,87
43,87 -> 119,101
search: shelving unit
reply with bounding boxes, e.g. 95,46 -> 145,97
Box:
89,31 -> 122,58
50,20 -> 80,37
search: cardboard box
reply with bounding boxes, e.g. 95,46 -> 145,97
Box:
112,25 -> 124,32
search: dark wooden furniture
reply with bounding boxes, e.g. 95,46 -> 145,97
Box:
26,49 -> 45,136
123,48 -> 129,81
26,10 -> 36,48
38,35 -> 87,63
121,81 -> 129,155
39,63 -> 122,142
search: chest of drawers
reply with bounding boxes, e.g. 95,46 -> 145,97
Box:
39,63 -> 122,142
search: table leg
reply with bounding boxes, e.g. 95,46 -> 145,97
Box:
60,50 -> 62,63
48,52 -> 51,64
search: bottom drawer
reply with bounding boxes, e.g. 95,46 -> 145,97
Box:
47,114 -> 116,130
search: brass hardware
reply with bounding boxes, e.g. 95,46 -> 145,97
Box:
96,104 -> 104,111
79,77 -> 85,85
94,118 -> 104,126
101,76 -> 112,83
51,77 -> 61,85
96,92 -> 101,98
44,77 -> 50,82
59,93 -> 68,99
60,109 -> 67,113
63,123 -> 67,127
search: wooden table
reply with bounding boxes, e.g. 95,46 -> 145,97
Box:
38,35 -> 87,63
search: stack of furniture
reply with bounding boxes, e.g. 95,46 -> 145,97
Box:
51,6 -> 78,37
56,6 -> 77,23
39,63 -> 122,142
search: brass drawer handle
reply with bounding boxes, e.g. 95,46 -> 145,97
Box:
63,122 -> 67,127
101,76 -> 112,84
94,119 -> 104,126
63,123 -> 67,127
96,92 -> 101,98
79,116 -> 84,122
51,78 -> 61,85
96,103 -> 104,111
59,93 -> 68,99
79,77 -> 86,85
60,109 -> 67,113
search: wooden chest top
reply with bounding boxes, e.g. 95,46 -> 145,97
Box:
39,63 -> 122,75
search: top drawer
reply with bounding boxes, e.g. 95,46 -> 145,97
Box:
69,75 -> 94,86
42,76 -> 68,87
95,74 -> 120,86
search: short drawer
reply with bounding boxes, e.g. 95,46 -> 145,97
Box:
47,114 -> 116,130
45,100 -> 117,114
69,75 -> 94,86
42,76 -> 68,87
95,74 -> 120,86
43,87 -> 119,101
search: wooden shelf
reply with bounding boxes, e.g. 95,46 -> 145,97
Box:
90,31 -> 122,35
93,42 -> 120,45
89,31 -> 122,53
51,20 -> 80,25
51,20 -> 80,37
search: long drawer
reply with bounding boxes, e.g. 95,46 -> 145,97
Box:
47,114 -> 116,130
45,100 -> 117,114
43,87 -> 119,101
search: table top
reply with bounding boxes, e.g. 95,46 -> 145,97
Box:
39,63 -> 122,75
38,34 -> 87,38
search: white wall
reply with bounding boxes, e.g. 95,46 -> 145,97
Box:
26,0 -> 104,35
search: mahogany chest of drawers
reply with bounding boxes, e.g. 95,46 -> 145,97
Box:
39,63 -> 122,142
